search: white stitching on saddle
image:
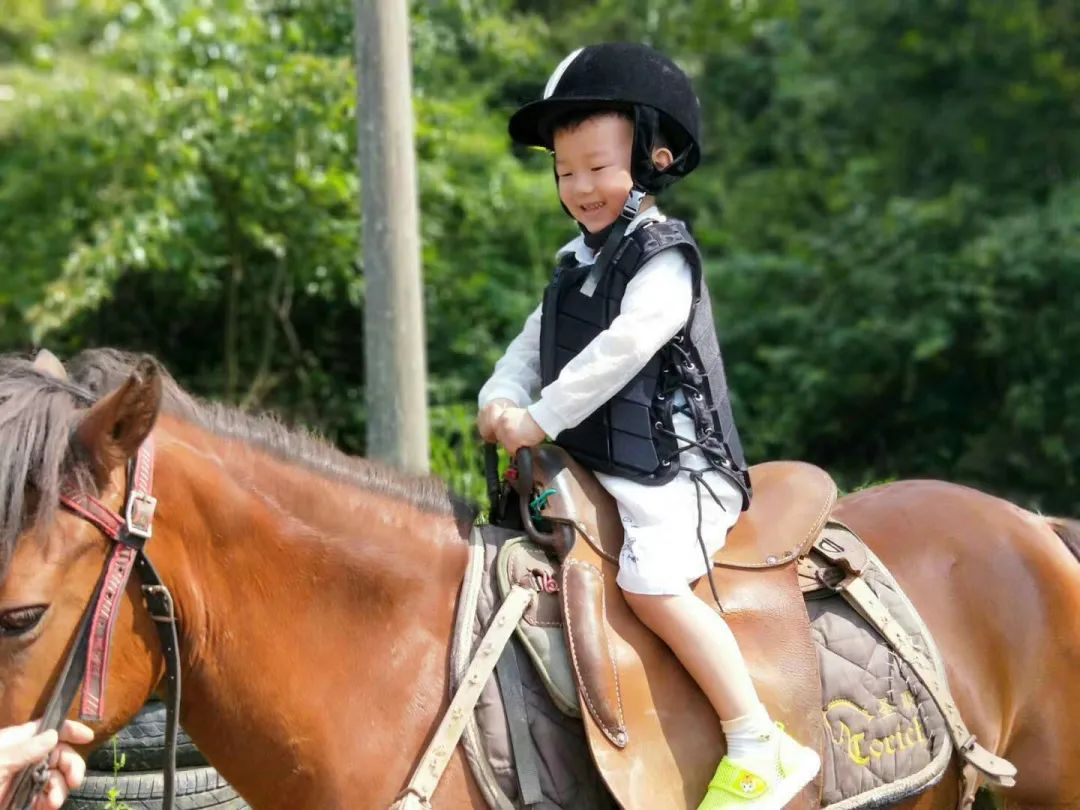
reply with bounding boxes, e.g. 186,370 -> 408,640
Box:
598,569 -> 627,733
562,559 -> 626,746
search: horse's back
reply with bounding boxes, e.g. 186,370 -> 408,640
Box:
835,480 -> 1080,808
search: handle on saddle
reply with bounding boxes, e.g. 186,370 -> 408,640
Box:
513,448 -> 566,549
508,445 -> 534,500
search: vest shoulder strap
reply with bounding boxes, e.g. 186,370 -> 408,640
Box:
611,219 -> 702,284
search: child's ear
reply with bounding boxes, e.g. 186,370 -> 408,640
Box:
652,146 -> 674,171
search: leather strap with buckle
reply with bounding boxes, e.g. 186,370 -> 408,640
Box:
2,437 -> 182,810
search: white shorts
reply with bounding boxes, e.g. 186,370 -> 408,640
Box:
594,449 -> 744,596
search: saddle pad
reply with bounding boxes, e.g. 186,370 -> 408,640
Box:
808,546 -> 953,809
451,525 -> 614,810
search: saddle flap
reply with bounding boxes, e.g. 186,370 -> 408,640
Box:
560,559 -> 627,748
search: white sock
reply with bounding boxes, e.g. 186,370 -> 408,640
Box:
721,703 -> 777,778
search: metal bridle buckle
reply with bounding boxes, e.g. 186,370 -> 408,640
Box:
125,491 -> 157,540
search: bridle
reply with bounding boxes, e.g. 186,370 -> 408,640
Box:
3,437 -> 180,810
2,437 -> 181,810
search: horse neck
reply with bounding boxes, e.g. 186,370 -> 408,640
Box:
150,416 -> 469,807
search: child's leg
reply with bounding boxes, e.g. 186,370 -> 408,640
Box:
624,587 -> 820,808
622,590 -> 759,721
598,468 -> 819,804
623,590 -> 778,776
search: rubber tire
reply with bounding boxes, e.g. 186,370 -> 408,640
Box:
63,765 -> 248,809
86,701 -> 207,772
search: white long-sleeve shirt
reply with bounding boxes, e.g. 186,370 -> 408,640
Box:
477,207 -> 693,438
479,206 -> 745,595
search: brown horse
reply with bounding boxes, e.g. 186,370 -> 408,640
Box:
0,350 -> 1077,809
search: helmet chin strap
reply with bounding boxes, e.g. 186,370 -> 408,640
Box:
579,187 -> 646,298
580,220 -> 614,252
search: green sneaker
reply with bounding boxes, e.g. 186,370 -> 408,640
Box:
697,725 -> 821,810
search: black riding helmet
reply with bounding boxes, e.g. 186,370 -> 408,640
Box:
508,42 -> 702,195
509,43 -> 702,291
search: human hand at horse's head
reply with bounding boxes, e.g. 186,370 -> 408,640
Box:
0,719 -> 93,810
494,406 -> 546,455
41,720 -> 93,810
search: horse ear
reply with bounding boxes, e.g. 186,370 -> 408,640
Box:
75,357 -> 162,484
33,349 -> 68,380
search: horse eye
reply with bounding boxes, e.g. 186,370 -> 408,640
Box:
0,605 -> 47,636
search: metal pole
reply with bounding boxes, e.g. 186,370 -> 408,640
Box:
354,0 -> 430,473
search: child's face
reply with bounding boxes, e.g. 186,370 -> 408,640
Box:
553,114 -> 635,234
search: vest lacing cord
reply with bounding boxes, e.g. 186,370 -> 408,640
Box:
652,339 -> 731,612
654,338 -> 731,470
689,471 -> 728,613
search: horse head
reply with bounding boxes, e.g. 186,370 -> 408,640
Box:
0,348 -> 479,808
0,354 -> 165,744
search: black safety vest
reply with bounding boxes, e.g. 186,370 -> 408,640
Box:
539,219 -> 752,507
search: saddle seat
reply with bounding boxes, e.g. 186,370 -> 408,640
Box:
535,449 -> 836,572
524,445 -> 835,810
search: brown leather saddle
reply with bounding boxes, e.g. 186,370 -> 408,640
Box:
510,446 -> 834,810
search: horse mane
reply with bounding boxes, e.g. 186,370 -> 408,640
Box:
1046,517 -> 1080,564
0,355 -> 99,576
0,349 -> 471,577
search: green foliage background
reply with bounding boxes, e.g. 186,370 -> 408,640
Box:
0,0 -> 1077,511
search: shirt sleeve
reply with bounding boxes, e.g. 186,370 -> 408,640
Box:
477,303 -> 543,409
528,249 -> 694,438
